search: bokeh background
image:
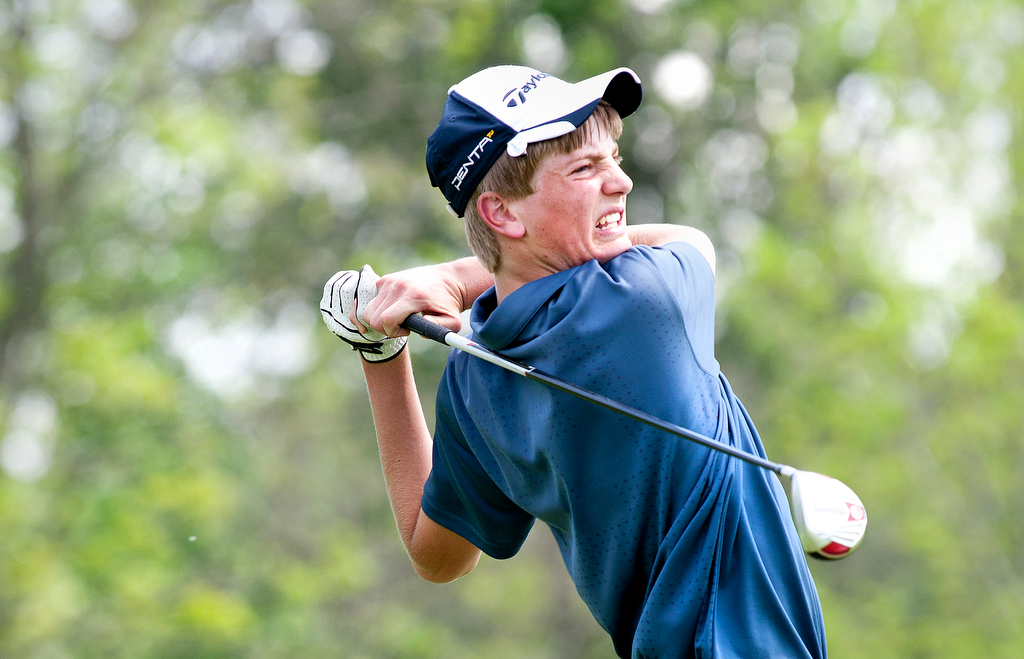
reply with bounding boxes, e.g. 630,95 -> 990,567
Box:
1,0 -> 1023,656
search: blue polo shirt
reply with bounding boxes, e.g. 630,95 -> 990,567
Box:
422,242 -> 826,658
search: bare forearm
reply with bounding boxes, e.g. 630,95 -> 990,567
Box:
362,351 -> 433,546
628,224 -> 716,273
441,256 -> 495,311
365,256 -> 494,336
361,351 -> 481,582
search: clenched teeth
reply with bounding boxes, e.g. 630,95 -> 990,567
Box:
596,213 -> 622,229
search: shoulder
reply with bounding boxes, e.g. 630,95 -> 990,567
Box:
626,224 -> 716,274
606,241 -> 716,289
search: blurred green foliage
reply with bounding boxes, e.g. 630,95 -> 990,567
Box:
1,0 -> 1023,656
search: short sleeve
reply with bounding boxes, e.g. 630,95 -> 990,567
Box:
422,372 -> 536,559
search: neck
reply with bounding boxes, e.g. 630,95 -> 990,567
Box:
492,272 -> 522,304
492,256 -> 563,304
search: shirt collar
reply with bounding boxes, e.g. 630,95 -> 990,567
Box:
470,267 -> 579,350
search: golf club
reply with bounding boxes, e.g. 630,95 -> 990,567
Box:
400,313 -> 867,560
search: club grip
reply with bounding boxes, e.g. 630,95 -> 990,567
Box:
400,314 -> 453,345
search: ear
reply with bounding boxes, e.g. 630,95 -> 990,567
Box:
477,191 -> 525,239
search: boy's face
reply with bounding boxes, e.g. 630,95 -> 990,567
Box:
507,125 -> 633,274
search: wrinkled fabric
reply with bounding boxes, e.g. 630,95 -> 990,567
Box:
422,243 -> 826,658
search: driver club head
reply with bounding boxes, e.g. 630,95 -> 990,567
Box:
787,470 -> 867,560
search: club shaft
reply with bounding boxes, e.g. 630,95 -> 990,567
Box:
401,314 -> 793,477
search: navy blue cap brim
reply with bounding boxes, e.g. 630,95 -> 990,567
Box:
601,70 -> 643,119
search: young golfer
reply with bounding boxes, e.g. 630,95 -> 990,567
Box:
321,66 -> 827,658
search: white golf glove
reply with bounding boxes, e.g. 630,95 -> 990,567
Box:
320,264 -> 407,363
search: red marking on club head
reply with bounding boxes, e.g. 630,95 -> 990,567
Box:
847,503 -> 866,521
818,542 -> 851,558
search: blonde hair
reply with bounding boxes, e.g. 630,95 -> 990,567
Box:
463,101 -> 624,273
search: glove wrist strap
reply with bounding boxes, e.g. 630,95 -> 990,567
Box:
359,339 -> 407,363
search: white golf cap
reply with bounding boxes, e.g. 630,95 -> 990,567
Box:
425,65 -> 643,217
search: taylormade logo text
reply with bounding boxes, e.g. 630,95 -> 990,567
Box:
452,130 -> 494,191
502,72 -> 550,108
